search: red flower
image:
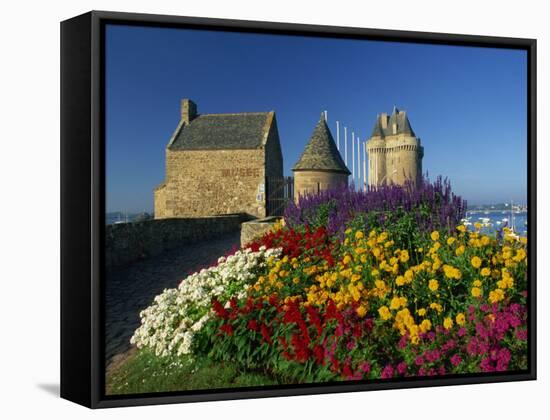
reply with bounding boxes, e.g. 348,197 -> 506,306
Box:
268,294 -> 279,307
342,363 -> 353,378
241,297 -> 255,314
247,319 -> 259,331
325,299 -> 343,324
307,306 -> 323,336
313,345 -> 325,364
212,299 -> 228,319
220,324 -> 233,336
290,333 -> 310,362
260,323 -> 272,344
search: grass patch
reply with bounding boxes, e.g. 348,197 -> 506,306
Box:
106,348 -> 280,395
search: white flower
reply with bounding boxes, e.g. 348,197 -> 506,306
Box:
130,247 -> 281,356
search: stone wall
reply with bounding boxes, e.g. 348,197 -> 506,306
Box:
240,216 -> 281,247
155,149 -> 266,218
105,214 -> 248,270
294,170 -> 349,201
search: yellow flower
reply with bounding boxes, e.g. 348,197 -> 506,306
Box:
293,277 -> 300,284
356,305 -> 367,318
430,302 -> 443,313
395,275 -> 406,286
378,232 -> 389,242
471,256 -> 482,269
375,280 -> 386,289
520,236 -> 527,245
446,237 -> 456,246
399,250 -> 410,263
431,231 -> 440,241
457,225 -> 467,233
488,288 -> 505,303
355,247 -> 366,255
480,267 -> 491,277
474,222 -> 482,230
443,264 -> 462,280
471,287 -> 482,297
497,276 -> 514,289
342,255 -> 352,265
378,306 -> 392,320
390,296 -> 402,310
473,279 -> 482,287
513,249 -> 527,262
443,317 -> 454,330
355,231 -> 364,240
455,312 -> 466,326
420,319 -> 432,333
481,236 -> 491,246
417,308 -> 427,316
455,245 -> 465,256
428,279 -> 439,292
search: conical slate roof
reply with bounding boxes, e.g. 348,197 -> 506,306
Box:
293,113 -> 351,174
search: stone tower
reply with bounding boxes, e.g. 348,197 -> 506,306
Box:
292,113 -> 350,200
366,107 -> 423,187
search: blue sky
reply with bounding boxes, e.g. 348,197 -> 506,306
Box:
106,24 -> 527,213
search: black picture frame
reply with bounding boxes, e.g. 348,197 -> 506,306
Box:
60,10 -> 537,409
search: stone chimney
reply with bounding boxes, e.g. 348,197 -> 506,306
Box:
181,99 -> 197,124
380,113 -> 388,129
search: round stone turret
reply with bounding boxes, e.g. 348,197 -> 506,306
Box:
292,113 -> 350,200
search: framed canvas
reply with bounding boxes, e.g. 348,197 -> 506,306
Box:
60,10 -> 536,408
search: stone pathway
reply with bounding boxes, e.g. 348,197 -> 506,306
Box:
105,230 -> 241,365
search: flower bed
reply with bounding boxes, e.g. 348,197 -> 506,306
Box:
284,176 -> 466,240
131,181 -> 527,386
195,225 -> 527,381
130,247 -> 280,357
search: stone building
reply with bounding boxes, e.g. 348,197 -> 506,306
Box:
366,107 -> 423,187
154,99 -> 283,219
292,113 -> 350,200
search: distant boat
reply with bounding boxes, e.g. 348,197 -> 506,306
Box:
113,212 -> 128,224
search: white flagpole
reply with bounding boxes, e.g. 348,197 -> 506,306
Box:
344,127 -> 348,166
336,121 -> 340,151
352,131 -> 355,184
357,136 -> 360,185
363,141 -> 367,191
324,110 -> 328,122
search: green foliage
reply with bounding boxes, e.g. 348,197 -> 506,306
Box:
106,349 -> 279,395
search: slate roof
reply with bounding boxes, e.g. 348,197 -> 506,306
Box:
293,113 -> 351,174
168,112 -> 271,150
370,107 -> 416,138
